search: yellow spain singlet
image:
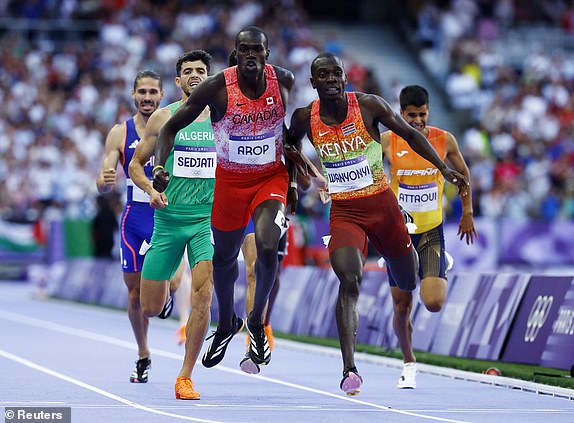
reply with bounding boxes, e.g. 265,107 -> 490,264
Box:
389,126 -> 447,233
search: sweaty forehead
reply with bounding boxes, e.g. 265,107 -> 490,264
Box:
236,31 -> 266,47
312,56 -> 343,74
135,77 -> 161,90
403,104 -> 428,114
181,60 -> 207,71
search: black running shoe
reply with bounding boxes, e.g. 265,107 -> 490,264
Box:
201,314 -> 244,368
130,357 -> 151,383
157,294 -> 173,319
246,314 -> 271,366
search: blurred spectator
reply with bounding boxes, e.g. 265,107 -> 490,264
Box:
401,0 -> 574,220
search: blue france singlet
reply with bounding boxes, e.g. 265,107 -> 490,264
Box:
119,117 -> 154,273
122,118 -> 154,204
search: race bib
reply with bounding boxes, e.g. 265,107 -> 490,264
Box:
173,145 -> 216,178
228,132 -> 275,165
126,179 -> 150,203
397,182 -> 438,212
324,155 -> 373,194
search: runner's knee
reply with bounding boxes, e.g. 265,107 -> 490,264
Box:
141,301 -> 163,318
420,277 -> 447,312
126,285 -> 140,302
192,276 -> 213,306
337,271 -> 361,298
392,294 -> 413,317
256,240 -> 278,267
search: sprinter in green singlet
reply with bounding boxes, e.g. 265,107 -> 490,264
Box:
129,50 -> 214,400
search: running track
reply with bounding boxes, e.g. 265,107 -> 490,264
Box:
1,281 -> 573,423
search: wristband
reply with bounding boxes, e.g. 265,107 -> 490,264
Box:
290,182 -> 298,189
152,165 -> 164,173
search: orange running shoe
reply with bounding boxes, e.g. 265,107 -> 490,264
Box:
264,324 -> 274,352
176,324 -> 186,346
175,377 -> 200,400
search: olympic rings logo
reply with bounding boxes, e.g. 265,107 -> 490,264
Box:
524,295 -> 554,343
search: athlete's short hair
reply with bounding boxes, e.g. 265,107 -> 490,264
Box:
235,25 -> 268,48
134,70 -> 162,91
311,52 -> 342,68
176,49 -> 213,76
399,85 -> 429,110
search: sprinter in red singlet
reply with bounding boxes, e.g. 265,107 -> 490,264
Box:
287,53 -> 468,396
154,26 -> 295,373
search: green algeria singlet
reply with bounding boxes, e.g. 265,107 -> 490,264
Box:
162,101 -> 216,211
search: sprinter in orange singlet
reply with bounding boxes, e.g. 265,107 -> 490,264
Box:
287,53 -> 468,396
381,85 -> 477,389
153,26 -> 296,373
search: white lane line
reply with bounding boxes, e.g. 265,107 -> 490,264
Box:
0,309 -> 466,422
0,349 -> 228,423
276,340 -> 574,402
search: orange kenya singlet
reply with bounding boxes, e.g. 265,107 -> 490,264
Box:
309,92 -> 388,201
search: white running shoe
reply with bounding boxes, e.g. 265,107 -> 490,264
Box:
397,362 -> 417,389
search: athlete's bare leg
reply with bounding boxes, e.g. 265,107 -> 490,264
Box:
265,265 -> 281,325
123,272 -> 150,359
250,200 -> 284,325
243,233 -> 274,320
212,226 -> 245,332
140,277 -> 170,318
330,246 -> 365,372
178,259 -> 213,378
242,233 -> 257,316
390,286 -> 416,363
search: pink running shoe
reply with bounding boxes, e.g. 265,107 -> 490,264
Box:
340,368 -> 363,396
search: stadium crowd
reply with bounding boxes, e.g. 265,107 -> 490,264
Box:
403,0 -> 574,220
0,0 -> 327,223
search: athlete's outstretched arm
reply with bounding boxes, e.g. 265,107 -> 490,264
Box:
368,94 -> 467,190
445,132 -> 477,244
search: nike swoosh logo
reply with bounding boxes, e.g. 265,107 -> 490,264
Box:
406,241 -> 412,248
318,130 -> 329,136
270,193 -> 284,198
397,150 -> 409,157
236,102 -> 247,107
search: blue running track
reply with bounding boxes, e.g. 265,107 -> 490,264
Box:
1,281 -> 573,423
